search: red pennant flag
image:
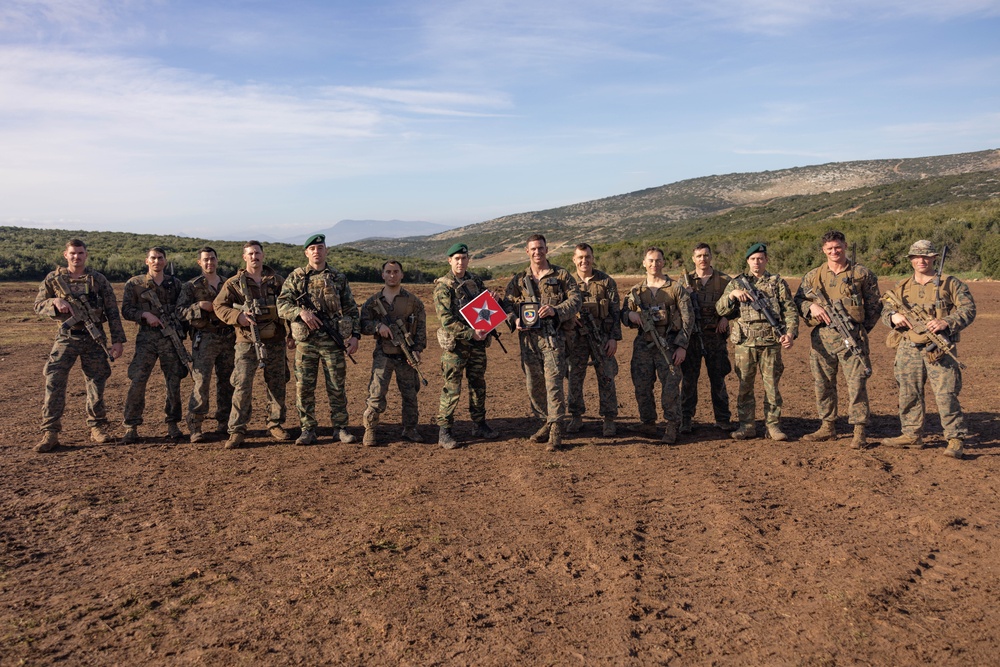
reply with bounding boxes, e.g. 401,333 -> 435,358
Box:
459,290 -> 507,333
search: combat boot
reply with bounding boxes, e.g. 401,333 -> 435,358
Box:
188,416 -> 205,443
123,425 -> 139,444
224,432 -> 244,450
167,422 -> 184,441
566,415 -> 583,434
635,422 -> 659,439
531,422 -> 551,443
602,418 -> 617,437
731,423 -> 757,440
35,431 -> 59,453
715,420 -> 737,432
402,427 -> 424,443
943,438 -> 965,460
802,420 -> 835,442
849,425 -> 867,450
296,428 -> 317,446
362,428 -> 378,447
472,421 -> 498,439
90,424 -> 113,444
438,427 -> 458,450
679,418 -> 693,434
661,421 -> 679,445
883,433 -> 924,449
766,424 -> 788,442
337,428 -> 357,444
269,426 -> 292,442
546,422 -> 563,452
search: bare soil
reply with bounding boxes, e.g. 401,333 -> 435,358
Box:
2,278 -> 998,666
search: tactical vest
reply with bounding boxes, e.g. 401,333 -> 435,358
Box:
802,263 -> 865,324
517,268 -> 575,332
578,275 -> 612,320
629,282 -> 683,341
733,273 -> 784,345
370,290 -> 421,355
136,275 -> 182,328
892,274 -> 959,345
185,275 -> 227,331
52,270 -> 104,322
686,270 -> 729,331
238,269 -> 283,340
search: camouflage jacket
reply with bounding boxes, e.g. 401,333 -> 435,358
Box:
34,266 -> 127,344
574,269 -> 623,342
276,264 -> 360,343
717,271 -> 799,347
881,273 -> 976,344
681,268 -> 731,334
214,266 -> 287,344
433,271 -> 491,347
122,272 -> 185,333
503,264 -> 581,333
621,277 -> 694,350
360,287 -> 427,355
177,273 -> 232,333
794,261 -> 882,333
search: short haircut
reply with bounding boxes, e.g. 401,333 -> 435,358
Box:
198,246 -> 217,259
527,234 -> 547,245
821,230 -> 846,245
147,246 -> 167,258
382,259 -> 403,272
574,243 -> 594,254
692,242 -> 712,253
243,240 -> 263,253
644,246 -> 665,259
66,239 -> 87,250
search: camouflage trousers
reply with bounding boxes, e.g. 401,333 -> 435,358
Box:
733,344 -> 783,427
809,326 -> 870,425
365,347 -> 421,429
187,329 -> 235,427
295,336 -> 349,431
566,329 -> 618,419
518,329 -> 567,423
436,340 -> 488,427
894,342 -> 967,439
124,329 -> 184,426
229,339 -> 288,434
681,332 -> 732,424
631,337 -> 682,424
41,331 -> 113,432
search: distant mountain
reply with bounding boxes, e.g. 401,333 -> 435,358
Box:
347,149 -> 1000,261
286,219 -> 459,247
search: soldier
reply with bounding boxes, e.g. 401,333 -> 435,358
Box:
882,240 -> 976,459
566,243 -> 621,437
679,243 -> 735,433
433,242 -> 500,449
358,260 -> 427,447
717,242 -> 798,441
214,240 -> 294,449
34,239 -> 127,452
504,234 -> 581,451
177,246 -> 236,443
276,233 -> 361,446
621,246 -> 693,444
794,231 -> 882,450
121,246 -> 188,443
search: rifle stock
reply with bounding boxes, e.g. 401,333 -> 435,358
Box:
294,292 -> 357,364
680,270 -> 708,356
636,306 -> 673,366
143,288 -> 193,375
806,288 -> 871,377
577,308 -> 613,383
733,275 -> 786,338
882,291 -> 965,369
55,276 -> 115,361
371,297 -> 428,386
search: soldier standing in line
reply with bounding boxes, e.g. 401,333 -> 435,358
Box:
881,240 -> 976,459
794,231 -> 882,450
214,240 -> 294,449
621,246 -> 694,445
566,243 -> 621,437
679,243 -> 735,433
177,246 -> 236,443
121,246 -> 188,443
359,260 -> 427,447
433,242 -> 500,449
34,239 -> 127,452
504,234 -> 581,452
716,242 -> 798,442
276,233 -> 361,446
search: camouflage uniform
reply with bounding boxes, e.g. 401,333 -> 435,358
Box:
276,265 -> 360,431
680,269 -> 733,425
214,266 -> 290,434
621,278 -> 694,426
882,274 -> 976,440
433,271 -> 492,427
717,273 -> 799,429
121,272 -> 186,427
359,288 -> 427,430
177,274 -> 235,430
35,267 -> 127,433
504,266 -> 581,423
794,261 -> 881,426
567,270 -> 621,421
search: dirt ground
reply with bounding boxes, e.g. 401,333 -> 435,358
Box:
1,276 -> 998,666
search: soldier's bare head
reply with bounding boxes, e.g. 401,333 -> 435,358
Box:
573,243 -> 595,277
64,239 -> 88,270
242,241 -> 264,272
145,247 -> 167,274
382,260 -> 403,287
197,246 -> 218,274
643,247 -> 665,279
526,234 -> 548,267
692,243 -> 713,270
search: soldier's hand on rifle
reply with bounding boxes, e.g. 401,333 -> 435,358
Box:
627,311 -> 642,325
926,318 -> 949,333
376,323 -> 393,339
300,309 -> 322,330
142,311 -> 163,328
237,312 -> 254,327
716,317 -> 730,334
809,303 -> 832,325
890,312 -> 913,330
52,297 -> 74,316
111,342 -> 124,360
603,339 -> 618,357
779,333 -> 794,350
346,336 -> 359,356
729,288 -> 750,303
672,347 -> 686,366
409,350 -> 421,365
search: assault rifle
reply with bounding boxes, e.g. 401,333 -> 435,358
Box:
522,275 -> 557,349
143,288 -> 193,376
457,280 -> 507,353
294,291 -> 357,364
577,308 -> 613,383
679,270 -> 708,356
882,291 -> 966,370
54,275 -> 115,362
371,297 -> 428,386
237,274 -> 267,369
635,305 -> 674,367
732,275 -> 786,338
805,288 -> 871,378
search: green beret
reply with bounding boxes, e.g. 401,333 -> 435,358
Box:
303,233 -> 326,249
745,242 -> 767,259
446,242 -> 469,257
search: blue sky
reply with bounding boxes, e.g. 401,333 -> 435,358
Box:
2,0 -> 999,240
